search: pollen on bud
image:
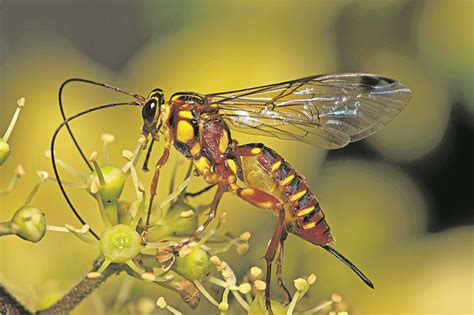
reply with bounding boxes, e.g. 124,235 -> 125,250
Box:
122,150 -> 134,161
101,133 -> 115,143
239,231 -> 251,241
15,164 -> 25,177
138,135 -> 147,147
250,266 -> 262,279
331,293 -> 342,303
294,278 -> 308,291
89,151 -> 98,162
157,297 -> 167,309
16,97 -> 25,108
222,270 -> 233,280
90,181 -> 100,194
141,272 -> 156,282
210,256 -> 222,266
254,280 -> 266,291
236,243 -> 250,256
179,209 -> 194,218
238,283 -> 251,294
37,171 -> 49,181
219,212 -> 227,224
307,273 -> 317,284
86,272 -> 102,279
218,302 -> 229,312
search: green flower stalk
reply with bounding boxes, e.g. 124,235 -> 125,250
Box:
0,97 -> 25,166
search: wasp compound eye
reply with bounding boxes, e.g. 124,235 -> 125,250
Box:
142,99 -> 158,123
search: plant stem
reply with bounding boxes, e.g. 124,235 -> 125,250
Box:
0,259 -> 122,315
37,261 -> 120,315
0,284 -> 31,315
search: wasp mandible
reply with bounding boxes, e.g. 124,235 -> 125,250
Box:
52,73 -> 411,314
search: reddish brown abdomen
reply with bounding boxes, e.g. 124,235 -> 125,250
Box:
257,146 -> 333,246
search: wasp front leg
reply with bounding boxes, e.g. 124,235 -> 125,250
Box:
141,132 -> 171,244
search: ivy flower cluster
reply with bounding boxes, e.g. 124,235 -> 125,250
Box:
1,97 -> 351,314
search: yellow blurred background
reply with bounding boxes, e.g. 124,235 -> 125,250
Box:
0,1 -> 472,314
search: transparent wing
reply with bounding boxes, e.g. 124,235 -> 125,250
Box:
207,73 -> 412,149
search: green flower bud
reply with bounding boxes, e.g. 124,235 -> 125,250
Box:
86,165 -> 126,202
147,200 -> 197,241
0,139 -> 11,166
173,247 -> 210,281
248,292 -> 286,315
10,206 -> 46,242
100,224 -> 141,263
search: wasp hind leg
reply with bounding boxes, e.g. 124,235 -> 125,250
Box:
276,230 -> 291,306
174,184 -> 226,251
229,185 -> 286,315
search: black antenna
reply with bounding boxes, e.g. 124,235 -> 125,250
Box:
51,101 -> 141,239
59,78 -> 144,171
322,245 -> 375,289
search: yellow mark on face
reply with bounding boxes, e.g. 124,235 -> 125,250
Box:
227,159 -> 237,175
219,132 -> 229,153
190,143 -> 201,156
251,148 -> 261,155
289,190 -> 307,202
303,222 -> 316,230
271,160 -> 282,172
178,110 -> 194,119
176,120 -> 195,143
281,174 -> 295,186
296,206 -> 315,217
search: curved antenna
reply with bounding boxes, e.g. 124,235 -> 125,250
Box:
59,78 -> 145,171
51,100 -> 141,239
322,245 -> 375,289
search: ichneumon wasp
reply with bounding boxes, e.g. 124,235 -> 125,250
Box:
51,73 -> 411,314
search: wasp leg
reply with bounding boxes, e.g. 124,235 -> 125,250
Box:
229,185 -> 286,315
142,138 -> 155,172
184,184 -> 216,198
276,230 -> 291,306
142,138 -> 171,244
174,184 -> 225,251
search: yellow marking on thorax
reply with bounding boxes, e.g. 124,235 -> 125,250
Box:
194,156 -> 211,173
281,174 -> 295,186
271,160 -> 282,172
303,222 -> 316,230
251,147 -> 261,155
296,206 -> 315,217
227,159 -> 237,175
179,110 -> 194,119
219,132 -> 229,153
289,189 -> 307,202
190,143 -> 201,156
176,120 -> 195,143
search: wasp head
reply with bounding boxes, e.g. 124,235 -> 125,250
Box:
142,88 -> 165,136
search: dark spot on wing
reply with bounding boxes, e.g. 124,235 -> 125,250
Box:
360,75 -> 396,90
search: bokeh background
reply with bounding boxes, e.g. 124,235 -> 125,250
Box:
0,0 -> 472,314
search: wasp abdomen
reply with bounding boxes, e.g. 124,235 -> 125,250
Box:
237,144 -> 333,246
